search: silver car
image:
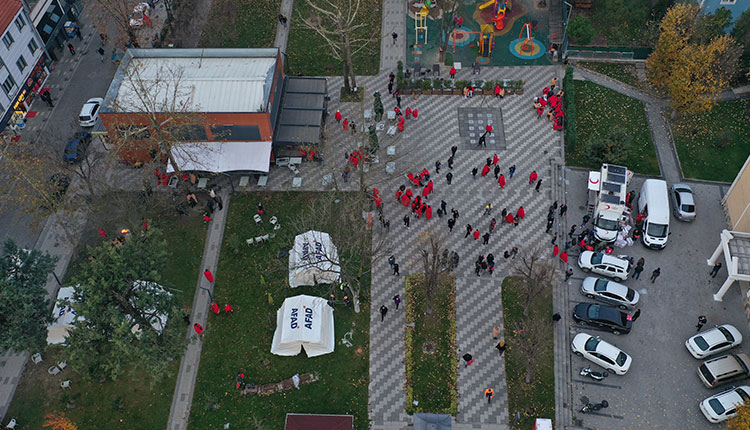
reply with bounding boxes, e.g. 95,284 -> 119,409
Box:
670,184 -> 696,221
581,277 -> 639,310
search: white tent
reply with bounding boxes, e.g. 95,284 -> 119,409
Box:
288,230 -> 341,288
270,295 -> 335,357
46,286 -> 81,345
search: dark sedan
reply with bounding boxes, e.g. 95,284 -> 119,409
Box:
573,302 -> 633,335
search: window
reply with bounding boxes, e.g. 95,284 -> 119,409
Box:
2,75 -> 16,94
2,32 -> 14,49
15,15 -> 26,31
720,0 -> 737,5
16,55 -> 27,73
27,39 -> 38,54
210,125 -> 262,141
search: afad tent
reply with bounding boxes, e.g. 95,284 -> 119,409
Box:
288,230 -> 341,288
46,286 -> 80,345
271,295 -> 334,357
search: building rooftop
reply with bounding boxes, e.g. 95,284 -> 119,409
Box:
728,234 -> 750,276
104,48 -> 279,114
274,77 -> 327,146
0,0 -> 22,33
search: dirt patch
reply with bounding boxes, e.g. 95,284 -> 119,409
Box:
168,0 -> 215,48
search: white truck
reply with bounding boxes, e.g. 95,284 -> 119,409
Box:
586,164 -> 633,243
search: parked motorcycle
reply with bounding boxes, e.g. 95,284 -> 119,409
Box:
580,399 -> 609,414
580,367 -> 608,381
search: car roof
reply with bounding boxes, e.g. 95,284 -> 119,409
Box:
678,191 -> 695,206
601,254 -> 629,267
597,278 -> 630,295
699,326 -> 735,345
714,385 -> 750,404
593,336 -> 624,358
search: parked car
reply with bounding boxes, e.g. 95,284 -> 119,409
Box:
63,131 -> 92,164
577,251 -> 630,281
686,325 -> 743,359
670,183 -> 696,221
698,353 -> 750,388
572,302 -> 632,335
699,385 -> 750,423
78,97 -> 103,127
571,333 -> 632,375
580,277 -> 639,310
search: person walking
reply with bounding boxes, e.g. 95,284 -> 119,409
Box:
392,32 -> 398,45
448,217 -> 456,232
551,232 -> 558,245
441,200 -> 447,214
393,294 -> 401,309
492,326 -> 500,340
380,305 -> 389,321
465,224 -> 473,238
472,229 -> 480,240
529,170 -> 538,184
650,267 -> 661,283
67,43 -> 75,55
509,164 -> 516,179
335,110 -> 342,123
631,309 -> 641,322
451,145 -> 458,157
448,156 -> 454,169
559,203 -> 568,216
696,315 -> 707,331
493,165 -> 500,179
484,388 -> 494,404
403,215 -> 410,228
565,267 -> 574,280
535,179 -> 543,192
193,323 -> 204,335
632,264 -> 644,280
482,232 -> 491,245
446,172 -> 453,184
388,255 -> 396,269
462,353 -> 473,367
393,263 -> 400,276
495,339 -> 506,356
204,269 -> 214,283
710,262 -> 722,278
484,203 -> 493,215
435,160 -> 442,173
472,167 -> 478,179
97,46 -> 105,62
450,66 -> 456,79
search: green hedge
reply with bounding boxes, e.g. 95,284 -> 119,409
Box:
563,66 -> 577,154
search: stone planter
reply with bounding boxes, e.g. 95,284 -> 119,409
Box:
401,88 -> 412,95
453,89 -> 463,95
422,90 -> 433,95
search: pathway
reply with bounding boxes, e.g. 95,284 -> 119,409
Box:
380,0 -> 406,71
274,0 -> 294,51
167,187 -> 231,430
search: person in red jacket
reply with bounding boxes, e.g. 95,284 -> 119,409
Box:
481,164 -> 490,176
498,174 -> 506,188
493,154 -> 499,165
473,229 -> 480,239
343,118 -> 349,130
486,124 -> 493,135
529,170 -> 538,184
204,269 -> 214,283
517,206 -> 525,219
450,65 -> 457,78
335,110 -> 342,123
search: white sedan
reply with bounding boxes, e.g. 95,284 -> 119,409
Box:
571,333 -> 632,375
686,324 -> 743,359
580,276 -> 639,310
78,97 -> 103,127
699,385 -> 750,423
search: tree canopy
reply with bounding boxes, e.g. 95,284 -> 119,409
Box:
65,228 -> 185,381
646,3 -> 742,113
0,240 -> 57,351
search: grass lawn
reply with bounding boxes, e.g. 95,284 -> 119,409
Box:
405,275 -> 457,415
501,277 -> 554,429
670,99 -> 750,182
286,0 -> 381,77
199,0 -> 277,49
576,62 -> 641,89
6,208 -> 207,430
188,192 -> 370,430
566,80 -> 659,176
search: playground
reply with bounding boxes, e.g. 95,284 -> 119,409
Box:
406,0 -> 552,68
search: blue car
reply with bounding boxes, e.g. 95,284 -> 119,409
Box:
63,131 -> 91,164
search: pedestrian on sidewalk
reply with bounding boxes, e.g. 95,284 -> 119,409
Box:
492,326 -> 500,340
650,268 -> 661,283
204,269 -> 214,283
529,170 -> 538,184
710,262 -> 722,278
551,232 -> 558,245
97,46 -> 105,62
67,43 -> 75,55
451,145 -> 458,157
565,267 -> 573,280
463,353 -> 473,367
393,294 -> 401,309
448,156 -> 454,169
446,172 -> 453,184
393,263 -> 400,276
633,264 -> 644,280
473,229 -> 480,240
484,388 -> 494,403
465,224 -> 473,238
472,167 -> 478,179
403,215 -> 410,228
535,179 -> 543,192
450,66 -> 456,79
335,110 -> 342,123
435,160 -> 442,173
696,315 -> 707,331
392,32 -> 398,45
448,217 -> 455,232
494,165 -> 500,179
388,255 -> 396,269
559,203 -> 568,216
509,164 -> 516,179
484,203 -> 493,215
482,232 -> 490,245
193,323 -> 204,335
380,305 -> 388,321
545,219 -> 554,233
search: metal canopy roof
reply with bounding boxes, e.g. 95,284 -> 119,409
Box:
709,230 -> 750,301
273,76 -> 327,146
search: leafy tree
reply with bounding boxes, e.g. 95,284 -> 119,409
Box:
65,228 -> 185,382
0,240 -> 57,351
692,7 -> 733,45
584,130 -> 632,166
373,91 -> 384,121
728,401 -> 750,430
646,3 -> 697,91
732,9 -> 750,80
567,16 -> 595,45
43,413 -> 78,430
592,0 -> 651,45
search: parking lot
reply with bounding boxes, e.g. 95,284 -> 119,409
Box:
562,169 -> 750,429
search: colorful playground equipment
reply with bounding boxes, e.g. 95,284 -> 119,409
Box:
517,22 -> 533,55
478,0 -> 509,31
479,24 -> 495,57
415,5 -> 429,44
509,21 -> 545,60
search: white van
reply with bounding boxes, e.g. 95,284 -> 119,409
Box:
637,179 -> 670,249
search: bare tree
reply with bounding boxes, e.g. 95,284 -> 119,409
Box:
298,0 -> 377,93
509,246 -> 559,317
419,230 -> 447,316
437,0 -> 461,62
84,0 -> 140,47
512,288 -> 553,384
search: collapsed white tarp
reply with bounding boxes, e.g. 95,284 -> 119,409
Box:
288,230 -> 341,288
46,286 -> 81,345
270,295 -> 335,357
128,280 -> 171,335
166,141 -> 272,173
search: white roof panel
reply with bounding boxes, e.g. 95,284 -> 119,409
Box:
166,141 -> 272,173
115,57 -> 276,113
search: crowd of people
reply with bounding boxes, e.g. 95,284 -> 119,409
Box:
532,77 -> 565,131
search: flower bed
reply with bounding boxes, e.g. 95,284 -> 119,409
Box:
405,274 -> 458,415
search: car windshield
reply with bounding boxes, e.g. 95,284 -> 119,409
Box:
616,352 -> 628,366
708,398 -> 726,415
718,326 -> 735,342
594,279 -> 608,292
595,217 -> 618,231
694,336 -> 709,351
738,388 -> 750,402
646,223 -> 668,238
682,204 -> 695,213
587,305 -> 600,319
591,253 -> 603,264
584,336 -> 601,352
675,187 -> 691,194
625,288 -> 635,301
79,115 -> 90,121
